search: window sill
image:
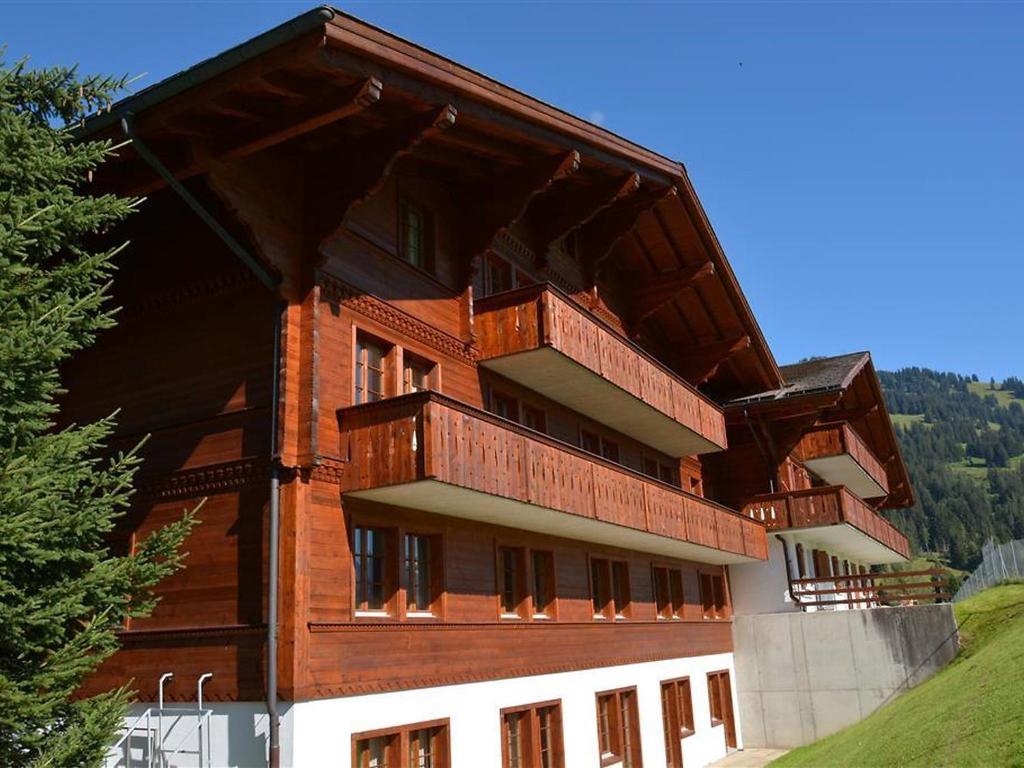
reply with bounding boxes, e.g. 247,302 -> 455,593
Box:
406,611 -> 436,619
354,610 -> 392,618
532,613 -> 552,620
680,728 -> 696,739
500,613 -> 524,621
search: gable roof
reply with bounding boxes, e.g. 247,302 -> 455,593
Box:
725,352 -> 870,407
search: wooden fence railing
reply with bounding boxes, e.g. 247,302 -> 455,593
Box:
789,568 -> 951,609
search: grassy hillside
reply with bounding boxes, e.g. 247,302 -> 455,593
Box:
771,584 -> 1024,767
879,369 -> 1024,570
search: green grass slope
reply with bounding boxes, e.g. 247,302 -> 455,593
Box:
771,584 -> 1024,768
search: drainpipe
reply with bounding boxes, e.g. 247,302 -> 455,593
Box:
120,115 -> 284,767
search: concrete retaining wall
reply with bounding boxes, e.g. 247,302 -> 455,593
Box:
732,604 -> 958,748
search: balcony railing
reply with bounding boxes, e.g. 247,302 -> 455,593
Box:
794,422 -> 890,500
742,485 -> 910,563
474,283 -> 727,457
787,569 -> 951,610
338,392 -> 766,564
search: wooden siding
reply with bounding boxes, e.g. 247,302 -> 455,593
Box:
794,421 -> 890,496
338,392 -> 766,561
741,486 -> 911,560
475,283 -> 728,449
304,619 -> 733,699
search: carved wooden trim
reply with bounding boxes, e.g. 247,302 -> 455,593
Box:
317,271 -> 477,364
308,457 -> 347,485
121,267 -> 257,317
134,458 -> 271,500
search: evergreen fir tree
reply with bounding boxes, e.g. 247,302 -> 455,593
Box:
0,57 -> 198,766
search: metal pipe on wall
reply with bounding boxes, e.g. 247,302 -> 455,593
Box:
120,115 -> 285,766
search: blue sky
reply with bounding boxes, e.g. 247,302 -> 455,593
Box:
3,2 -> 1021,379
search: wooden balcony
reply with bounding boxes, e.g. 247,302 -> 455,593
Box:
474,283 -> 727,457
742,486 -> 910,564
794,422 -> 889,499
338,392 -> 766,564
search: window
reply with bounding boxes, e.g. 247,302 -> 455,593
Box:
652,566 -> 685,620
404,533 -> 438,615
812,549 -> 831,579
403,354 -> 435,394
699,572 -> 727,620
644,456 -> 679,487
591,558 -> 629,619
601,439 -> 620,464
501,701 -> 565,768
484,253 -> 516,295
491,390 -> 520,422
353,720 -> 449,768
355,527 -> 391,614
531,550 -> 555,618
596,688 -> 642,767
661,678 -> 695,768
581,428 -> 621,464
580,429 -> 602,456
612,561 -> 631,618
355,335 -> 389,405
499,546 -> 526,618
706,671 -> 737,748
522,404 -> 547,433
399,199 -> 432,272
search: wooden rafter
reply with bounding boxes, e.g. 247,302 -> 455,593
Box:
216,77 -> 383,162
455,150 -> 580,281
577,186 -> 676,284
308,104 -> 458,245
527,172 -> 639,267
628,261 -> 714,331
677,335 -> 751,386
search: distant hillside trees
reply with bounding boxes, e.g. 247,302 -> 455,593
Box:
879,368 -> 1024,571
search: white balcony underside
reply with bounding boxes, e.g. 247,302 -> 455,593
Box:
803,455 -> 887,500
479,347 -> 722,457
777,523 -> 907,564
345,479 -> 761,565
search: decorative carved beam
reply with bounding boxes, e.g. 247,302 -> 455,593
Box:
577,186 -> 676,285
216,77 -> 382,162
308,104 -> 457,245
677,334 -> 751,385
628,261 -> 714,331
126,79 -> 385,196
456,150 -> 580,281
527,172 -> 639,267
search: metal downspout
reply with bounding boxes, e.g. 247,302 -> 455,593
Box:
120,115 -> 284,767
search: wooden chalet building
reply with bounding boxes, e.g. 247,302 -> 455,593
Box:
69,7 -> 915,767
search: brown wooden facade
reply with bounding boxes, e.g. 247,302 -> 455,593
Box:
68,7 -> 913,711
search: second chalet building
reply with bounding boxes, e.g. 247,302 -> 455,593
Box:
71,7 -> 922,768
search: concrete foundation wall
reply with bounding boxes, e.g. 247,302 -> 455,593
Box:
732,604 -> 958,748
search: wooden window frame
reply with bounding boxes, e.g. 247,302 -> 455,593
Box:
595,687 -> 643,767
699,571 -> 728,620
706,670 -> 737,748
397,196 -> 435,274
795,543 -> 807,579
661,677 -> 695,768
652,565 -> 685,620
497,545 -> 529,620
403,531 -> 444,617
500,700 -> 565,768
490,387 -> 522,424
352,718 -> 450,768
521,403 -> 547,434
402,351 -> 437,395
644,453 -> 681,488
354,331 -> 394,405
353,525 -> 397,617
530,550 -> 557,619
351,515 -> 446,622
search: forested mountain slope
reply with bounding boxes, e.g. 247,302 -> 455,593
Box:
879,368 -> 1024,570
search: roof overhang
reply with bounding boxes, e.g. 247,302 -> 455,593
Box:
778,524 -> 909,565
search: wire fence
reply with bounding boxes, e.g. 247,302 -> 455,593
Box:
953,537 -> 1024,602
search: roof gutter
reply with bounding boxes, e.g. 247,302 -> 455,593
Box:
119,115 -> 285,768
